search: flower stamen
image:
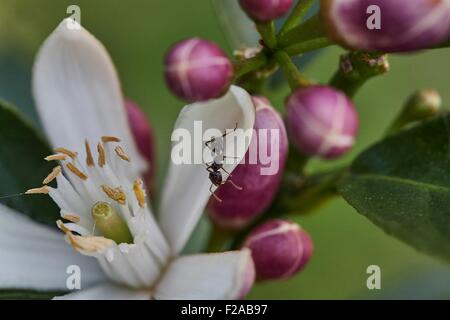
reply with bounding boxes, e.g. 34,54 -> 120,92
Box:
66,162 -> 88,180
85,140 -> 95,167
56,219 -> 71,233
115,146 -> 131,162
68,233 -> 114,253
101,136 -> 121,143
57,219 -> 116,252
42,166 -> 62,184
133,179 -> 146,208
44,153 -> 68,161
63,214 -> 81,223
97,143 -> 106,167
101,185 -> 127,204
25,186 -> 50,194
54,147 -> 77,159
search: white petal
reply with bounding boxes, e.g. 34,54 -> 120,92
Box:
53,282 -> 150,300
159,86 -> 255,253
32,18 -> 146,178
0,204 -> 105,290
154,249 -> 255,300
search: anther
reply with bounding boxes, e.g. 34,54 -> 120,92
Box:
25,186 -> 50,195
85,140 -> 95,167
44,154 -> 68,161
115,146 -> 131,162
42,166 -> 61,184
54,147 -> 77,159
66,163 -> 88,180
56,220 -> 71,233
101,185 -> 126,205
97,143 -> 106,167
133,179 -> 146,208
63,214 -> 81,223
101,136 -> 121,143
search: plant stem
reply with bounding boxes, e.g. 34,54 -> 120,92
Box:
279,0 -> 316,36
329,51 -> 389,98
274,50 -> 310,90
206,224 -> 235,252
283,37 -> 333,56
256,22 -> 277,50
278,14 -> 325,48
229,167 -> 347,249
233,52 -> 268,80
271,167 -> 347,217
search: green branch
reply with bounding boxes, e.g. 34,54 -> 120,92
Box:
329,51 -> 389,97
256,22 -> 277,50
278,14 -> 325,48
279,0 -> 316,36
274,50 -> 310,90
283,37 -> 334,56
233,52 -> 268,80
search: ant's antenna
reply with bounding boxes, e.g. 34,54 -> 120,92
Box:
227,179 -> 243,190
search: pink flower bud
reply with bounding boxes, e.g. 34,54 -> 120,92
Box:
321,0 -> 450,52
243,219 -> 313,281
239,0 -> 293,22
164,38 -> 234,102
208,97 -> 288,230
125,99 -> 156,187
285,85 -> 358,159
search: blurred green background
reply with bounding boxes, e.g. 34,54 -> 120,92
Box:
0,0 -> 449,299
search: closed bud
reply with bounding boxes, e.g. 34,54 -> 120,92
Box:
321,0 -> 450,52
239,0 -> 293,22
164,38 -> 234,102
125,99 -> 156,187
387,89 -> 442,135
208,97 -> 288,230
404,89 -> 442,119
243,219 -> 313,281
285,85 -> 358,159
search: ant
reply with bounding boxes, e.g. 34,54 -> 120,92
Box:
205,123 -> 242,202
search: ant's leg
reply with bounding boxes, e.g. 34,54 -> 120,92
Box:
209,184 -> 222,202
220,167 -> 231,176
205,139 -> 214,147
226,179 -> 243,190
223,155 -> 240,160
221,122 -> 238,138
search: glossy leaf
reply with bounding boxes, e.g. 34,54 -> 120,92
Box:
0,100 -> 59,226
339,113 -> 450,262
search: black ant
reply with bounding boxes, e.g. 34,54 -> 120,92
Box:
205,123 -> 242,202
205,122 -> 238,156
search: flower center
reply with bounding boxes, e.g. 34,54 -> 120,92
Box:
26,136 -> 170,288
91,201 -> 133,244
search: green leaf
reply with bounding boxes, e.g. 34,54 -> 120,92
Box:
0,99 -> 59,226
0,288 -> 65,300
339,113 -> 450,262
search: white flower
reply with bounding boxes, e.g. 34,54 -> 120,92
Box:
0,19 -> 256,300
